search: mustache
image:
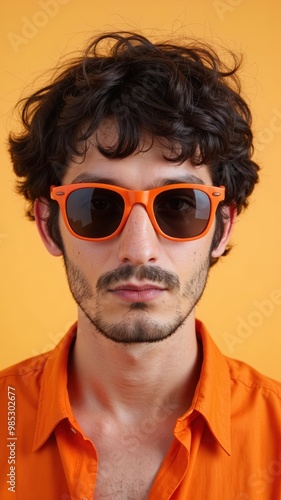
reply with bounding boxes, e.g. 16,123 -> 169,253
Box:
96,264 -> 180,291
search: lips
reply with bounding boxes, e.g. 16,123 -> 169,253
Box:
109,282 -> 166,302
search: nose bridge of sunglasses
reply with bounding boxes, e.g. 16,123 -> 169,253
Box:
127,189 -> 151,208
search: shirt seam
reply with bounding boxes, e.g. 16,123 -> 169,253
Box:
0,365 -> 46,380
229,376 -> 281,399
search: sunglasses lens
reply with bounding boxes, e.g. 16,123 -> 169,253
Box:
154,188 -> 211,239
66,187 -> 125,238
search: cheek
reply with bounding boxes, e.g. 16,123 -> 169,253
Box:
172,234 -> 213,266
61,232 -> 117,274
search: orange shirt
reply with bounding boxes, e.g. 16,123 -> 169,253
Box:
0,320 -> 280,499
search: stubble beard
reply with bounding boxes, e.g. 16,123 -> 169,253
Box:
62,256 -> 211,345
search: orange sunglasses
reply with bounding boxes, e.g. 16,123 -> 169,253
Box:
50,183 -> 225,242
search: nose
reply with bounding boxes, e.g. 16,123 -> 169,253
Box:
117,204 -> 160,265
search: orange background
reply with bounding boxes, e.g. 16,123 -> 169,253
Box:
1,0 -> 281,379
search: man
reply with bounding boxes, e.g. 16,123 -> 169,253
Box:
1,31 -> 280,499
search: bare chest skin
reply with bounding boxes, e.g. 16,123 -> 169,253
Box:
78,412 -> 176,500
94,442 -> 166,499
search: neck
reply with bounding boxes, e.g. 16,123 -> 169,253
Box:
68,310 -> 202,424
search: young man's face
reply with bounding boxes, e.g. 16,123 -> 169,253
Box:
39,124 -> 231,344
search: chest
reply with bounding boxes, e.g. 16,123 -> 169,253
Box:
90,423 -> 174,499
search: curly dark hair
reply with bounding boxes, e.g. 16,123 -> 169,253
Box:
8,31 -> 259,262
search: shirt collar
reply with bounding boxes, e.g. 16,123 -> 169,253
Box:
33,320 -> 231,455
176,319 -> 231,455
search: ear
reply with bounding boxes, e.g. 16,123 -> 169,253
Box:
34,199 -> 63,256
211,204 -> 237,259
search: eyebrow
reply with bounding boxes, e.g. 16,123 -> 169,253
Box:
156,176 -> 205,186
71,173 -> 206,187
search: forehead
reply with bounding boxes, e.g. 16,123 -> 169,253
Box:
63,123 -> 213,187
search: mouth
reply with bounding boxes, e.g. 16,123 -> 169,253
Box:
108,282 -> 167,302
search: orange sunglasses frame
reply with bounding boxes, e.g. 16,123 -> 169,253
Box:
50,183 -> 225,242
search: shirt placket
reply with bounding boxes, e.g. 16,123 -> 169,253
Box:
55,419 -> 98,500
148,411 -> 206,499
